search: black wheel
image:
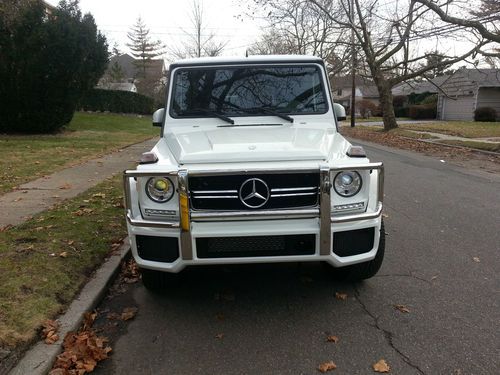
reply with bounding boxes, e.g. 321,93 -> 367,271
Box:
140,268 -> 177,291
327,221 -> 385,282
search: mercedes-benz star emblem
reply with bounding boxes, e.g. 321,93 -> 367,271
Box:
239,178 -> 270,208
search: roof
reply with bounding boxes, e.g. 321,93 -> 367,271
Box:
169,55 -> 323,68
107,54 -> 164,81
331,75 -> 379,98
439,68 -> 500,96
392,75 -> 449,96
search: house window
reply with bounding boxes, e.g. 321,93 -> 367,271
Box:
337,89 -> 342,96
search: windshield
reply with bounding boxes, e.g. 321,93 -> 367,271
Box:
170,65 -> 328,118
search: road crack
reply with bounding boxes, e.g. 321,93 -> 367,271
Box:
354,285 -> 427,375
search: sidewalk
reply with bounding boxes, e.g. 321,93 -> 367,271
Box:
0,138 -> 158,228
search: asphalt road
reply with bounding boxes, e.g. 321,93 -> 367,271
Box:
93,141 -> 500,375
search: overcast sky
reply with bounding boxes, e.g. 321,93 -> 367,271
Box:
45,0 -> 264,61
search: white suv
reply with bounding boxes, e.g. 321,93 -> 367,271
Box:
123,55 -> 385,289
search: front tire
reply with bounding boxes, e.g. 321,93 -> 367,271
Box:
327,221 -> 385,282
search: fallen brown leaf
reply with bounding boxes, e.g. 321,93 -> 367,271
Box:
41,320 -> 60,345
373,359 -> 390,373
215,333 -> 224,339
326,335 -> 339,343
472,257 -> 480,263
59,183 -> 72,190
92,193 -> 106,198
394,304 -> 410,313
121,307 -> 138,321
318,361 -> 337,372
335,292 -> 348,301
59,252 -> 68,258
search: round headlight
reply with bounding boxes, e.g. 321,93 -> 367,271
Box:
146,177 -> 174,203
334,171 -> 362,197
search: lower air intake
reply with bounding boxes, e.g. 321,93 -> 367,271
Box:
196,234 -> 316,258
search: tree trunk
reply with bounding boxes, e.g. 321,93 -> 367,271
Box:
375,79 -> 398,131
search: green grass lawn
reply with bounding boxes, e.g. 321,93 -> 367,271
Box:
0,175 -> 127,349
399,121 -> 500,138
0,112 -> 158,194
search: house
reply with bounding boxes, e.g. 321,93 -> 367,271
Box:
330,75 -> 379,114
436,68 -> 500,121
99,54 -> 166,96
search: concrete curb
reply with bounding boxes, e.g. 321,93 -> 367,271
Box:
9,240 -> 131,375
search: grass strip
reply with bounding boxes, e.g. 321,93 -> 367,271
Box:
0,175 -> 127,349
438,140 -> 500,153
400,121 -> 500,138
0,112 -> 158,194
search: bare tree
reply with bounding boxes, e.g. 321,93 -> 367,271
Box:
415,0 -> 500,44
307,0 -> 489,130
170,0 -> 228,59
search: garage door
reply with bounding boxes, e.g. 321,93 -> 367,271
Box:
441,96 -> 475,121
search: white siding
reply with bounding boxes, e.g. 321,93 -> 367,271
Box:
476,87 -> 500,120
441,96 -> 475,121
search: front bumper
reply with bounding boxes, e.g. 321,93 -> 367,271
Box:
124,163 -> 384,273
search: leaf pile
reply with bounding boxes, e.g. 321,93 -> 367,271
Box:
50,312 -> 111,375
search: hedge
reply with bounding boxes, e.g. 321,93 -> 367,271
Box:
80,89 -> 155,115
409,104 -> 437,119
474,107 -> 497,122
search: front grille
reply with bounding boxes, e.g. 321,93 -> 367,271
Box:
196,234 -> 316,258
189,173 -> 319,210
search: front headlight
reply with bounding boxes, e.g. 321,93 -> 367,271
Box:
146,177 -> 175,203
333,171 -> 362,197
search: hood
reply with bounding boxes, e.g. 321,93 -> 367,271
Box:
164,125 -> 338,164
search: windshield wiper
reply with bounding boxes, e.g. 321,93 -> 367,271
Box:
190,108 -> 234,125
240,107 -> 294,123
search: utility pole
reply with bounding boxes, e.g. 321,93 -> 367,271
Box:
350,0 -> 356,128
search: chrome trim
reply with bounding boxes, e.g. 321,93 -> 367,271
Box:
126,211 -> 179,228
270,192 -> 317,197
191,190 -> 238,194
192,195 -> 239,199
123,170 -> 178,178
319,164 -> 332,256
177,169 -> 193,260
191,208 -> 319,221
271,186 -> 317,192
331,202 -> 383,223
187,167 -> 319,176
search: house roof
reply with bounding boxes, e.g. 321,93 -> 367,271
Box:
107,54 -> 165,81
439,68 -> 500,96
392,75 -> 449,96
331,75 -> 379,98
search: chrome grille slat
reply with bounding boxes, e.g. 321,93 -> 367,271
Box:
271,186 -> 317,192
271,192 -> 317,197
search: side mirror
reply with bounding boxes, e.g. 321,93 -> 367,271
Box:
152,108 -> 165,127
333,103 -> 346,121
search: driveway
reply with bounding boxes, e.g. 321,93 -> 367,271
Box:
92,142 -> 500,375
